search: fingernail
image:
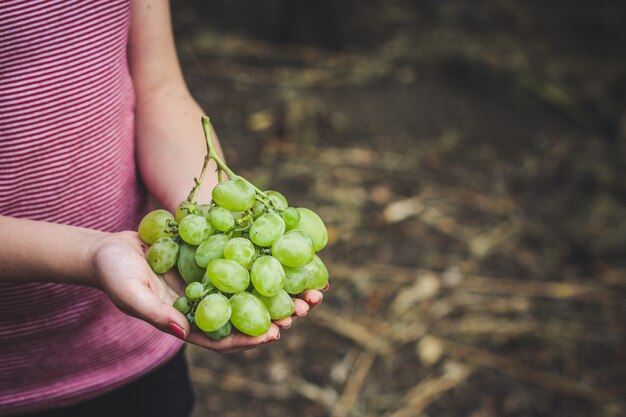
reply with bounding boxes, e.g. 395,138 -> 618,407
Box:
285,323 -> 291,329
297,310 -> 308,317
275,333 -> 281,340
168,323 -> 186,340
310,295 -> 321,303
322,283 -> 329,291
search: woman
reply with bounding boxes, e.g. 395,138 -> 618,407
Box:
0,1 -> 323,415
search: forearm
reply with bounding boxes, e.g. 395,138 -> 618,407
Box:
135,88 -> 222,213
129,0 -> 223,213
0,215 -> 105,286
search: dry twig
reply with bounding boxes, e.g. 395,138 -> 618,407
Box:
188,365 -> 292,399
386,361 -> 474,417
440,338 -> 624,407
314,308 -> 393,355
290,377 -> 339,411
331,351 -> 378,417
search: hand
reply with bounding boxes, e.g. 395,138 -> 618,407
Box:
272,288 -> 325,329
90,231 -> 325,353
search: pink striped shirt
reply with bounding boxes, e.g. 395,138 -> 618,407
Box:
0,1 -> 182,414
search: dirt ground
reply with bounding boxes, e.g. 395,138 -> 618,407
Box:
170,1 -> 626,416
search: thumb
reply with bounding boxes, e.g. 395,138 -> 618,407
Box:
126,290 -> 190,341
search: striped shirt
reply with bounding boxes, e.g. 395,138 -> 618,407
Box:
0,1 -> 182,414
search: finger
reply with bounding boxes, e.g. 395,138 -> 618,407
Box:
187,324 -> 281,353
162,270 -> 187,295
298,290 -> 323,310
187,331 -> 266,354
293,298 -> 309,317
273,316 -> 293,329
227,324 -> 280,351
122,286 -> 190,340
150,273 -> 184,305
164,285 -> 182,305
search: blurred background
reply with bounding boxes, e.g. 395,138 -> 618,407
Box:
170,1 -> 626,416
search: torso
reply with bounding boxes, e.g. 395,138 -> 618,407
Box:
0,2 -> 181,414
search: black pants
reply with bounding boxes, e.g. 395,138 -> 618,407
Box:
19,348 -> 195,417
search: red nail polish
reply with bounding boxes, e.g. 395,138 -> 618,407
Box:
168,323 -> 186,340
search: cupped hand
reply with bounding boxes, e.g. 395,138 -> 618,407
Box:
272,288 -> 325,329
89,231 -> 324,353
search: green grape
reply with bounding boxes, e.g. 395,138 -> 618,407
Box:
230,230 -> 245,238
286,207 -> 328,252
147,237 -> 179,274
229,292 -> 271,336
282,264 -> 309,295
185,282 -> 205,300
212,179 -> 256,212
271,231 -> 314,268
282,255 -> 328,292
204,321 -> 232,340
253,289 -> 294,320
223,237 -> 256,269
304,255 -> 329,290
179,214 -> 212,245
195,233 -> 229,267
186,312 -> 198,331
178,243 -> 205,284
201,270 -> 216,291
197,203 -> 212,219
251,200 -> 266,219
138,210 -> 175,244
173,296 -> 191,314
250,256 -> 285,297
231,211 -> 246,220
208,206 -> 235,232
175,200 -> 197,222
265,190 -> 288,211
195,293 -> 232,332
281,207 -> 300,228
249,212 -> 285,247
205,259 -> 250,293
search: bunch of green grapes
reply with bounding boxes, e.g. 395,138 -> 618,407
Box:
137,117 -> 329,340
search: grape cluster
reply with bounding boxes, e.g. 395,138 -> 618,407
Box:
137,117 -> 329,340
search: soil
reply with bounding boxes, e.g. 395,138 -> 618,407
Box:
170,1 -> 626,416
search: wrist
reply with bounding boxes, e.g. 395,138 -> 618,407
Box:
74,228 -> 111,288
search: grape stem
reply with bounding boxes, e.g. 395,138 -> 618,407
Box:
186,153 -> 210,203
201,116 -> 269,200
